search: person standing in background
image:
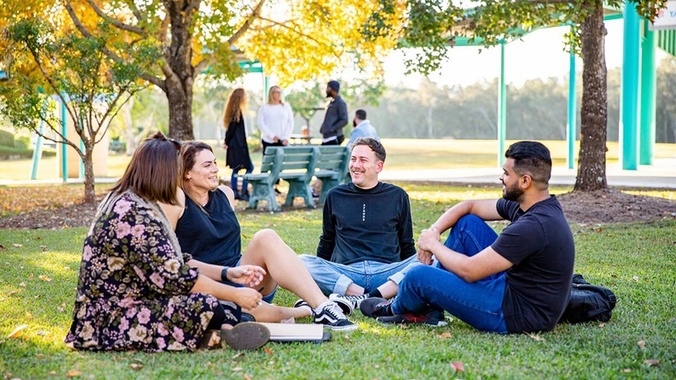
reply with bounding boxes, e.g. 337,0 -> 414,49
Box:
257,85 -> 294,151
346,109 -> 379,148
319,80 -> 348,146
257,85 -> 294,194
224,88 -> 254,202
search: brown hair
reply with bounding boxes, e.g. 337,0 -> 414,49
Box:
111,131 -> 181,205
179,140 -> 214,188
351,137 -> 386,162
179,141 -> 215,213
223,88 -> 247,126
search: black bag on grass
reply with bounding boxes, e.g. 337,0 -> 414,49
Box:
559,274 -> 617,324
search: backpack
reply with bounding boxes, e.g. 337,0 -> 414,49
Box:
558,274 -> 617,324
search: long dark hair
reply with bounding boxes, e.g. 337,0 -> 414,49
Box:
111,131 -> 182,205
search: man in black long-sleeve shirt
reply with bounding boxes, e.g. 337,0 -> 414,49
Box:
299,138 -> 420,315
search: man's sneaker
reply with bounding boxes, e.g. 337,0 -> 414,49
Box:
376,308 -> 448,327
359,297 -> 394,318
330,293 -> 370,312
313,301 -> 358,332
328,294 -> 357,316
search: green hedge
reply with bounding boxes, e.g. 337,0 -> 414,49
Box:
0,146 -> 55,160
0,130 -> 14,147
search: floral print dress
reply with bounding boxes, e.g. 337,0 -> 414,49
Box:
64,192 -> 240,352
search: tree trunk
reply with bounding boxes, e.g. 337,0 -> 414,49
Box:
82,143 -> 96,205
164,0 -> 198,141
166,78 -> 194,141
574,2 -> 608,191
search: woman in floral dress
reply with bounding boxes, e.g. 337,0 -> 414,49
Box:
64,132 -> 269,352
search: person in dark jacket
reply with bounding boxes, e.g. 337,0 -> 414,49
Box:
223,88 -> 254,201
299,138 -> 420,316
319,80 -> 348,145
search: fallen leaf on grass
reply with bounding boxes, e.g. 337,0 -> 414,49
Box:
13,244 -> 23,248
623,368 -> 631,373
7,290 -> 20,296
130,363 -> 143,370
637,340 -> 646,350
632,275 -> 640,282
7,324 -> 28,338
264,347 -> 274,355
19,282 -> 26,287
450,362 -> 465,372
437,331 -> 452,339
644,359 -> 659,367
232,367 -> 243,372
66,369 -> 81,377
527,333 -> 545,341
38,275 -> 52,282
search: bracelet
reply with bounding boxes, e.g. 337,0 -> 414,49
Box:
220,266 -> 230,282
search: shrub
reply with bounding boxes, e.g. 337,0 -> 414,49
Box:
0,129 -> 14,147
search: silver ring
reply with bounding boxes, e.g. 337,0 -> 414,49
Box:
257,300 -> 262,305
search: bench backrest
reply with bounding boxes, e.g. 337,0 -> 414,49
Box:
264,146 -> 318,181
315,145 -> 350,182
260,147 -> 283,173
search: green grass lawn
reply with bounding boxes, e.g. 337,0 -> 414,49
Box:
1,183 -> 675,379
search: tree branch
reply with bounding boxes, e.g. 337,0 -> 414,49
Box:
84,0 -> 147,36
63,0 -> 165,91
227,0 -> 267,46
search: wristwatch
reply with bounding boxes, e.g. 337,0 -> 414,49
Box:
220,266 -> 230,282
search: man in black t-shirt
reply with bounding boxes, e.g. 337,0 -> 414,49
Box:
361,141 -> 575,333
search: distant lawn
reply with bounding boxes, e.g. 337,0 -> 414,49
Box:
2,139 -> 675,181
0,183 -> 674,379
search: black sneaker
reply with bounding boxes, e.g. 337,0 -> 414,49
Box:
376,308 -> 448,327
331,293 -> 369,311
328,294 -> 357,316
294,298 -> 312,313
313,301 -> 358,332
359,297 -> 394,318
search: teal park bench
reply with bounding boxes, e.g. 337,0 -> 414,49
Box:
314,145 -> 350,204
241,146 -> 317,212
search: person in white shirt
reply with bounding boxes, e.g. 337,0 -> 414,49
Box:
257,86 -> 295,194
257,86 -> 294,152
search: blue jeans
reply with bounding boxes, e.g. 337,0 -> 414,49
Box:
299,254 -> 421,296
392,214 -> 509,333
231,162 -> 254,195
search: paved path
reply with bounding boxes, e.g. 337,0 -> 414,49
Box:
2,158 -> 675,189
379,157 -> 676,189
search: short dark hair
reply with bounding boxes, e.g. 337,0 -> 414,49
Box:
351,137 -> 386,162
111,131 -> 181,204
355,109 -> 367,120
505,141 -> 552,184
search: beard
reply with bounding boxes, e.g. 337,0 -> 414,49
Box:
502,181 -> 524,201
326,90 -> 331,98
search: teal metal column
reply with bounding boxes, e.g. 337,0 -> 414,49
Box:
640,20 -> 656,165
621,3 -> 641,170
31,100 -> 48,180
497,40 -> 506,167
61,99 -> 68,182
567,44 -> 577,169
